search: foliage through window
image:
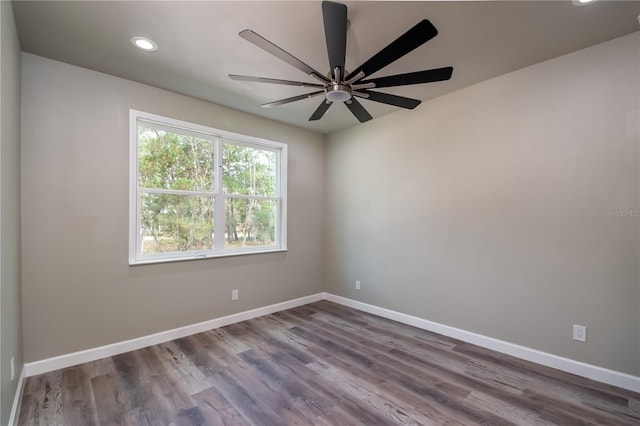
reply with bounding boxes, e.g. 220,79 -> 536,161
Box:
130,110 -> 286,264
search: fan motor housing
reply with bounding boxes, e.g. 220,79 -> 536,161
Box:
325,83 -> 352,103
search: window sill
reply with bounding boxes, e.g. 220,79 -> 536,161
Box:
129,248 -> 288,266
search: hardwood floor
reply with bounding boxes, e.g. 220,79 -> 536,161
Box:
18,301 -> 640,425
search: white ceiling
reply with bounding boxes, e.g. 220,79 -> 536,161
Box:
12,1 -> 640,134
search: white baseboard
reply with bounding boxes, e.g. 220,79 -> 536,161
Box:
24,293 -> 324,377
323,293 -> 640,393
8,366 -> 26,426
22,291 -> 639,394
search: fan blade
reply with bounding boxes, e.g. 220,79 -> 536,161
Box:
309,100 -> 333,121
345,98 -> 373,122
240,30 -> 330,83
356,90 -> 421,109
345,20 -> 438,82
360,66 -> 453,88
322,1 -> 348,80
260,91 -> 324,108
229,74 -> 325,88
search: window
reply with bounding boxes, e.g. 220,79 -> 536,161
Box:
129,110 -> 287,264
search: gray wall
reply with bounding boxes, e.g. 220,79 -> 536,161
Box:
21,53 -> 325,362
325,33 -> 640,376
1,1 -> 23,423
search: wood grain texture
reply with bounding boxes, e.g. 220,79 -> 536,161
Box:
17,301 -> 640,425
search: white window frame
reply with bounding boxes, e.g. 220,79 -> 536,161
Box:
129,110 -> 287,265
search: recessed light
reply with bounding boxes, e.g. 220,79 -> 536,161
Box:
130,36 -> 158,52
572,0 -> 597,5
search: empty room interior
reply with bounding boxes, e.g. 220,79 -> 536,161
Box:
1,0 -> 640,424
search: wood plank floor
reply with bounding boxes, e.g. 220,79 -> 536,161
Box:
18,301 -> 640,425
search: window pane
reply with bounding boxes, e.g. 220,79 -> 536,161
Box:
138,124 -> 214,191
223,143 -> 276,196
140,193 -> 214,254
225,198 -> 276,249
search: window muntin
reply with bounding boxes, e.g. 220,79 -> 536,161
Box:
130,110 -> 287,264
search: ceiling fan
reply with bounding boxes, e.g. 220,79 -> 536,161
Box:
229,1 -> 453,123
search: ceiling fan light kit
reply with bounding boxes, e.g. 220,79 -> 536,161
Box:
230,1 -> 453,123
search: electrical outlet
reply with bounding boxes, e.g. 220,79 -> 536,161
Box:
10,357 -> 15,381
355,280 -> 361,290
573,324 -> 586,342
232,289 -> 239,301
